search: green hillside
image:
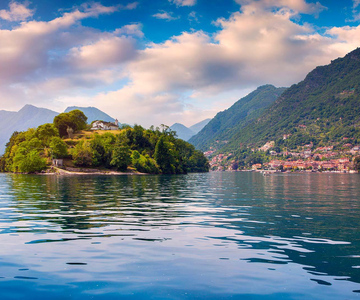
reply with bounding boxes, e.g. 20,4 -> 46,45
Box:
221,47 -> 360,154
189,85 -> 286,151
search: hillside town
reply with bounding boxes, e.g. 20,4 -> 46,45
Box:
206,141 -> 360,173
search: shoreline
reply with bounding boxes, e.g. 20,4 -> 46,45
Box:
39,167 -> 148,176
219,169 -> 358,174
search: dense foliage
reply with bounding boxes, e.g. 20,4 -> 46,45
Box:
54,110 -> 87,137
0,114 -> 209,174
189,85 -> 286,151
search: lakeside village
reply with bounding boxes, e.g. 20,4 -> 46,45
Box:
205,135 -> 360,173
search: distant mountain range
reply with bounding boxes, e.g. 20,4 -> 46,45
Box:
0,105 -> 116,154
170,118 -> 211,141
189,85 -> 286,151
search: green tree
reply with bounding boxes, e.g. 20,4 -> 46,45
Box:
54,110 -> 87,137
72,141 -> 93,167
354,156 -> 360,172
35,123 -> 59,145
12,150 -> 47,173
49,137 -> 68,159
111,142 -> 131,171
154,136 -> 175,174
69,110 -> 87,131
188,150 -> 210,172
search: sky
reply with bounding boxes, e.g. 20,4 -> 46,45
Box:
0,0 -> 360,127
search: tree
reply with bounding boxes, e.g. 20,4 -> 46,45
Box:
49,137 -> 68,159
72,141 -> 93,167
66,126 -> 74,139
111,142 -> 131,171
69,110 -> 87,131
154,136 -> 175,174
53,110 -> 87,137
12,150 -> 47,173
131,150 -> 159,173
354,156 -> 360,172
35,123 -> 59,145
53,113 -> 72,137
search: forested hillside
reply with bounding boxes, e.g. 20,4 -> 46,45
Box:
222,48 -> 360,154
189,85 -> 286,151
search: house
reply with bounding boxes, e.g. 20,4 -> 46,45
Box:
52,159 -> 63,167
321,162 -> 335,170
269,160 -> 282,169
91,119 -> 119,130
350,146 -> 360,155
252,164 -> 262,170
259,141 -> 275,152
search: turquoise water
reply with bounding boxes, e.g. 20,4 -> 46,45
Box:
0,172 -> 360,299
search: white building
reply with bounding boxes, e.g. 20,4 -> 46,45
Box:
91,120 -> 119,130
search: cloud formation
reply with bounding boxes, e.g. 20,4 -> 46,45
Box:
0,1 -> 34,21
0,0 -> 359,127
235,0 -> 326,14
153,10 -> 179,21
170,0 -> 196,7
0,2 -> 139,110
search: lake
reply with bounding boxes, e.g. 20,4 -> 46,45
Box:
0,172 -> 360,299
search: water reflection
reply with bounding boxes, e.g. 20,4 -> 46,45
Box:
0,172 -> 360,299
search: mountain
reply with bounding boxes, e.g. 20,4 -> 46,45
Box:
170,118 -> 212,141
189,118 -> 211,134
64,106 -> 116,123
221,47 -> 360,154
170,123 -> 195,141
0,105 -> 59,154
189,85 -> 286,151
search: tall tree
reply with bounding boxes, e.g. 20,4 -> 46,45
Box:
111,141 -> 131,171
154,136 -> 175,174
54,110 -> 87,137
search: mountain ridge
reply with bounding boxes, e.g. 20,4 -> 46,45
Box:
189,84 -> 286,151
221,47 -> 360,154
170,118 -> 211,141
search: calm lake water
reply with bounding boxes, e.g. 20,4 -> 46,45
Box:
0,172 -> 360,299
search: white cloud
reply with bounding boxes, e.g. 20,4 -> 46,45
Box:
120,2 -> 139,10
67,36 -> 137,70
170,0 -> 197,7
188,11 -> 199,23
114,23 -> 144,38
0,1 -> 34,22
351,0 -> 360,21
235,0 -> 326,15
152,10 -> 179,21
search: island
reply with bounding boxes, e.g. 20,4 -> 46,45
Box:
0,110 -> 209,175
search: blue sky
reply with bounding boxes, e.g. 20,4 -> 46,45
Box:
0,0 -> 360,127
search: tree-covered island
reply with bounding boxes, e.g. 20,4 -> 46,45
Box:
0,110 -> 209,174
